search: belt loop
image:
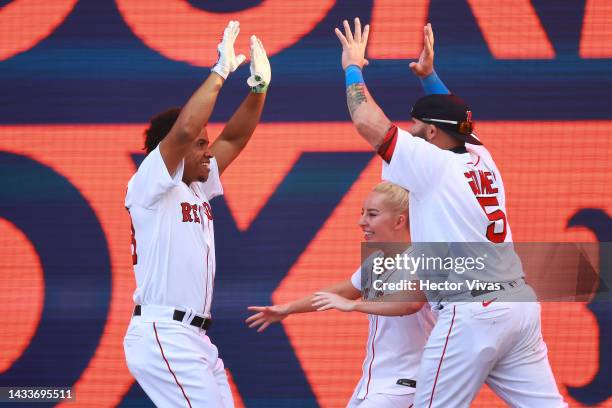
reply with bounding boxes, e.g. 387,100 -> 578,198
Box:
185,308 -> 195,324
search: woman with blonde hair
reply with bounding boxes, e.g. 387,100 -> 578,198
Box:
246,181 -> 434,407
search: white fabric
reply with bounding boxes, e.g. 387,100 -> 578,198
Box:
346,391 -> 414,408
382,128 -> 522,285
125,145 -> 223,316
381,130 -> 566,407
413,286 -> 567,408
124,309 -> 233,408
350,255 -> 436,398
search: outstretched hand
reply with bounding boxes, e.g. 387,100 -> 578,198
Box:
245,305 -> 288,333
312,292 -> 356,312
247,35 -> 271,92
335,17 -> 370,70
212,20 -> 247,80
409,23 -> 435,78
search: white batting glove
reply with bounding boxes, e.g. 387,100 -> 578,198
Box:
211,20 -> 246,80
247,35 -> 271,93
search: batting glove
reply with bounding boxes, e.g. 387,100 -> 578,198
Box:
211,21 -> 246,80
247,35 -> 271,93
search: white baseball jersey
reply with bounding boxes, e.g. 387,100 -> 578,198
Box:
349,248 -> 436,400
125,145 -> 223,316
381,127 -> 523,285
380,127 -> 566,407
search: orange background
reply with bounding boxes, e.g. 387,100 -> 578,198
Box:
0,122 -> 610,407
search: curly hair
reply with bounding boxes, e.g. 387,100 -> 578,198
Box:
143,107 -> 181,154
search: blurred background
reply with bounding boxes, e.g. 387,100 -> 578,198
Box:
0,0 -> 611,406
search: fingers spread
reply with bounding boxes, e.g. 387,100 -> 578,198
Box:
248,318 -> 265,328
354,17 -> 362,42
343,19 -> 354,42
362,24 -> 370,46
245,312 -> 262,323
335,27 -> 348,47
258,322 -> 271,332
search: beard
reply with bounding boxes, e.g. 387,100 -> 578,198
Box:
412,128 -> 428,141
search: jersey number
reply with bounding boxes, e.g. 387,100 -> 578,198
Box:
476,196 -> 507,243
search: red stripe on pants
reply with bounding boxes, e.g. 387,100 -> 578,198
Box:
429,305 -> 456,408
153,322 -> 193,408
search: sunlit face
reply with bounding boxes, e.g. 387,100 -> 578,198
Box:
358,192 -> 406,242
182,127 -> 213,184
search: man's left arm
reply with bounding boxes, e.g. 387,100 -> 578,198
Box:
410,23 -> 450,96
212,35 -> 271,175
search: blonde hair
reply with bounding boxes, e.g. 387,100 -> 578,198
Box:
372,181 -> 409,215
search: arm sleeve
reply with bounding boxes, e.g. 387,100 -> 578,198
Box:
381,127 -> 449,196
350,267 -> 361,291
198,157 -> 224,200
421,70 -> 450,95
125,145 -> 184,209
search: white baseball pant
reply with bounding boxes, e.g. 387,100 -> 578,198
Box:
347,392 -> 414,408
413,285 -> 567,408
124,305 -> 234,408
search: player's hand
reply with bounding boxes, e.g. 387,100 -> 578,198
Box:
312,292 -> 356,312
245,305 -> 288,332
335,17 -> 370,70
212,20 -> 247,80
247,35 -> 271,93
409,23 -> 435,78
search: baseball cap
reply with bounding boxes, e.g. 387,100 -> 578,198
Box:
411,94 -> 482,145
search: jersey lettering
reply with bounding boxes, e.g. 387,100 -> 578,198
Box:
202,202 -> 213,221
464,170 -> 507,243
181,202 -> 193,222
191,204 -> 201,224
181,202 -> 209,223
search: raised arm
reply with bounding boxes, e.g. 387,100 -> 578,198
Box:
335,18 -> 393,150
409,23 -> 450,96
212,35 -> 271,175
159,21 -> 245,175
246,279 -> 360,332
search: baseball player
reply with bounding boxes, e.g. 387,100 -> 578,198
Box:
246,181 -> 435,408
335,18 -> 567,407
123,21 -> 271,407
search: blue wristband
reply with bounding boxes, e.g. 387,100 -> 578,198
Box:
421,70 -> 450,95
345,65 -> 364,88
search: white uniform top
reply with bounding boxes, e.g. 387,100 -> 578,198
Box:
382,128 -> 523,288
350,248 -> 436,398
125,146 -> 223,316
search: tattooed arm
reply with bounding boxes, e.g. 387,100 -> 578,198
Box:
345,81 -> 393,150
336,18 -> 393,150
